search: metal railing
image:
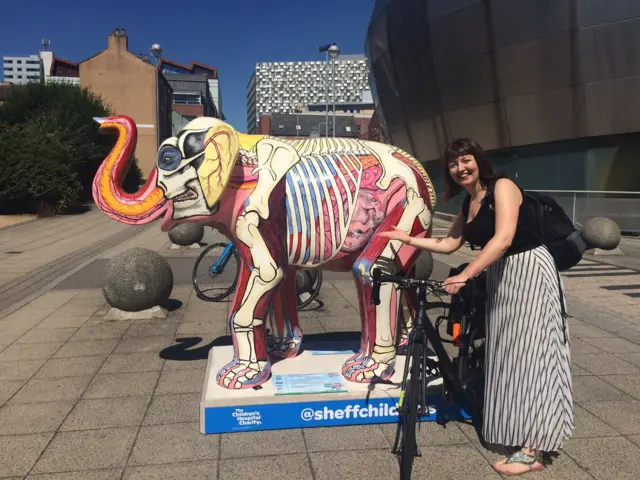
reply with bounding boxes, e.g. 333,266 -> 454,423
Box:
529,190 -> 640,234
434,190 -> 640,235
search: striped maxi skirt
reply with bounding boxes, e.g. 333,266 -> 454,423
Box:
482,245 -> 574,452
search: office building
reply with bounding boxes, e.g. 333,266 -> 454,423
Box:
366,0 -> 640,233
246,55 -> 371,134
158,59 -> 223,120
2,55 -> 43,84
163,73 -> 218,134
3,45 -> 79,86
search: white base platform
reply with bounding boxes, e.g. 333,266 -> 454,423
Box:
200,344 -> 470,434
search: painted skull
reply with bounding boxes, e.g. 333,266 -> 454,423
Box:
156,117 -> 240,220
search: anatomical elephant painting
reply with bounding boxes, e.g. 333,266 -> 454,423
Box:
93,115 -> 436,389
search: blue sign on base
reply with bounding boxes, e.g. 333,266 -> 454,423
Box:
202,395 -> 471,434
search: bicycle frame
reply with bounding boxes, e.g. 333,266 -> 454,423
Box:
371,267 -> 485,419
210,242 -> 236,275
402,281 -> 482,420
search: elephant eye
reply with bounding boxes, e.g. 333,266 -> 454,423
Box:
157,147 -> 182,171
183,131 -> 207,159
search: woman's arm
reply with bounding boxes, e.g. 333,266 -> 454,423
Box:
406,211 -> 467,254
461,178 -> 521,279
378,210 -> 467,254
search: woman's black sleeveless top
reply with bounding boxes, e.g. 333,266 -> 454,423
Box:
461,179 -> 543,256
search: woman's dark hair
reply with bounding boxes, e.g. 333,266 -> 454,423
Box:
442,137 -> 502,202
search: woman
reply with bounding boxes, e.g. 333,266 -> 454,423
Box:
379,138 -> 573,476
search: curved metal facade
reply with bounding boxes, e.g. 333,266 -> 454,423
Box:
365,0 -> 640,164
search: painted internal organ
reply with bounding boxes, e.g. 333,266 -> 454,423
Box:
343,190 -> 386,252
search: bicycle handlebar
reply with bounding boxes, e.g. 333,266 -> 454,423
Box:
370,267 -> 451,305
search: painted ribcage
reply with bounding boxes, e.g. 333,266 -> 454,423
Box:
285,152 -> 364,266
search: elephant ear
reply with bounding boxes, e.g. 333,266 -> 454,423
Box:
198,123 -> 240,209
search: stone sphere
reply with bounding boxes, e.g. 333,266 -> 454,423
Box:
413,250 -> 434,280
168,223 -> 204,246
581,217 -> 621,250
102,247 -> 174,312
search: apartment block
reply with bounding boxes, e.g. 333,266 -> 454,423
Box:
246,54 -> 371,133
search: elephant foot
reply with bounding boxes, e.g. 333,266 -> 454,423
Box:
267,327 -> 303,359
216,359 -> 271,389
342,353 -> 395,383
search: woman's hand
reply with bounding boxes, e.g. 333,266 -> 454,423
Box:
377,226 -> 411,244
442,272 -> 469,295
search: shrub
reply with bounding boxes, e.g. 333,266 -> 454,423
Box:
0,82 -> 143,215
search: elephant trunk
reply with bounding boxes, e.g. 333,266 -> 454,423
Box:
92,116 -> 167,224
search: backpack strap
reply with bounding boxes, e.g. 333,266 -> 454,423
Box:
488,178 -> 568,339
460,195 -> 476,250
461,194 -> 471,219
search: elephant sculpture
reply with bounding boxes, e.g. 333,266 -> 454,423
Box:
92,115 -> 437,390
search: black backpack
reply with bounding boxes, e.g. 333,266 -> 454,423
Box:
485,180 -> 586,272
521,190 -> 587,272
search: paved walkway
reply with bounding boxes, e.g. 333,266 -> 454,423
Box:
0,214 -> 638,478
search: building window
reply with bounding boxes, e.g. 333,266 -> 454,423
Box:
173,93 -> 202,105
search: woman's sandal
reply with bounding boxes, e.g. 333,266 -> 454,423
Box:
493,450 -> 545,476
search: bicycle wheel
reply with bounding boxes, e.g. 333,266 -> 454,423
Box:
296,269 -> 323,310
192,242 -> 239,302
399,339 -> 421,480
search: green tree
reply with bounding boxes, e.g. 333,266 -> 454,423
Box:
0,81 -> 143,215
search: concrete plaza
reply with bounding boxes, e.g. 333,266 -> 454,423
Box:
0,209 -> 639,479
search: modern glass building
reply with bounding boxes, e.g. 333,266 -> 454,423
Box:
365,0 -> 640,231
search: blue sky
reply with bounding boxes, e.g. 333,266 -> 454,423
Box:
1,0 -> 375,131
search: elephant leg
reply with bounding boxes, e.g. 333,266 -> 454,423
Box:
216,208 -> 286,389
267,267 -> 303,359
215,259 -> 282,389
343,188 -> 430,383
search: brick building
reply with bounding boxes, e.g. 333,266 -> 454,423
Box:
79,29 -> 173,177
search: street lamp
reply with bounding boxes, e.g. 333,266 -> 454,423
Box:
293,103 -> 303,138
319,43 -> 339,137
149,44 -> 163,147
328,44 -> 340,137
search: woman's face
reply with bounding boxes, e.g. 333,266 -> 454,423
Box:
447,154 -> 479,188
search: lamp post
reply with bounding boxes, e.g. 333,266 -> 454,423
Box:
319,43 -> 338,137
328,44 -> 340,137
150,43 -> 163,147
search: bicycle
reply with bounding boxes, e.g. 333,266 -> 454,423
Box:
370,263 -> 486,480
192,241 -> 323,310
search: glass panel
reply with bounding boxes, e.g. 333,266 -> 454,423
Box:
438,54 -> 497,110
427,0 -> 481,23
447,102 -> 503,151
580,18 -> 640,83
505,87 -> 577,146
578,0 -> 640,28
498,32 -> 572,97
430,1 -> 490,64
492,0 -> 570,47
585,77 -> 640,137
